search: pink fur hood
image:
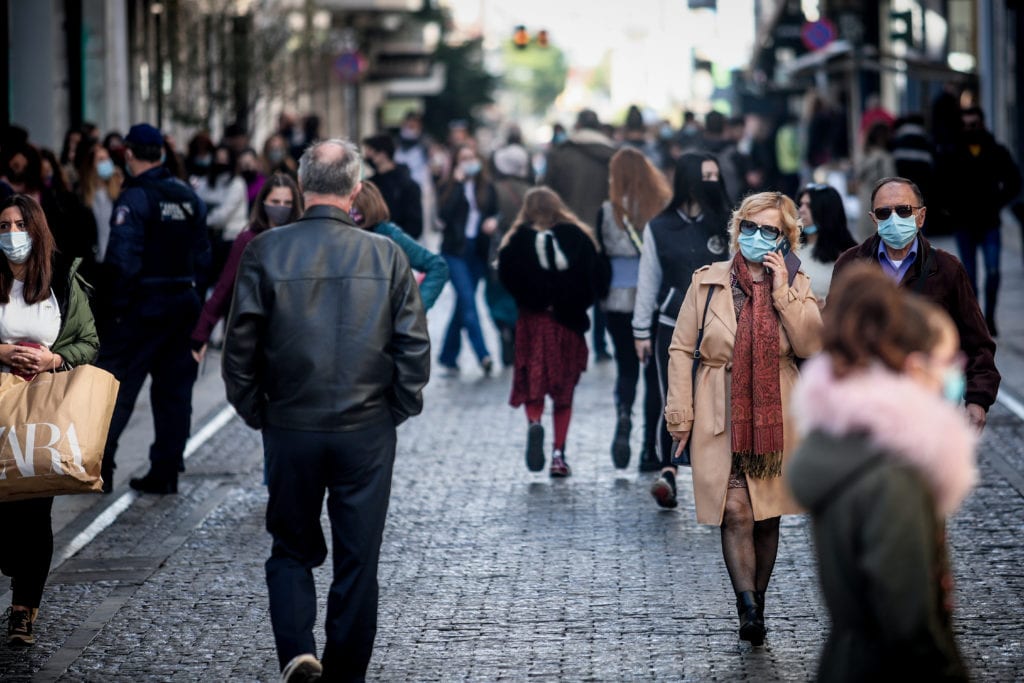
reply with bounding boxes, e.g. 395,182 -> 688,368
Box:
793,354 -> 978,515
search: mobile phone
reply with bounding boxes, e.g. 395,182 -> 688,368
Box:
774,237 -> 792,257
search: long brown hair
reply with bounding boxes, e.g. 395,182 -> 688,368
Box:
442,145 -> 492,209
352,181 -> 390,229
0,194 -> 56,304
824,263 -> 950,378
501,186 -> 599,250
608,147 -> 670,230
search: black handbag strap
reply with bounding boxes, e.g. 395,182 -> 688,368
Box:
912,247 -> 933,295
691,285 -> 716,397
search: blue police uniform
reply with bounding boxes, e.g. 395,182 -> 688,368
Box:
97,165 -> 210,493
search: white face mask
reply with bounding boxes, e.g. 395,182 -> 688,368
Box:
0,231 -> 32,264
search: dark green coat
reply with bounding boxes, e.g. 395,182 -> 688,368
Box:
50,256 -> 99,368
787,431 -> 968,682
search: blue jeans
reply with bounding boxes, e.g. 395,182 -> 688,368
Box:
955,227 -> 1001,321
440,240 -> 491,367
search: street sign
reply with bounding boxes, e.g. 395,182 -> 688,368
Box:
334,50 -> 367,84
801,19 -> 838,52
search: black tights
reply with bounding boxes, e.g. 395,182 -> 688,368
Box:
720,486 -> 780,595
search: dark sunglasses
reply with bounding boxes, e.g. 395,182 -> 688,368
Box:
738,219 -> 781,240
872,205 -> 921,220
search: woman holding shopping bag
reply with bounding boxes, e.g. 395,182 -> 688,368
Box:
0,194 -> 99,646
664,191 -> 822,646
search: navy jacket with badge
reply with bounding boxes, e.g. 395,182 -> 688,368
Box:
104,166 -> 210,319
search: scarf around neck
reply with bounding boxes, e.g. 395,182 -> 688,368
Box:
730,256 -> 784,478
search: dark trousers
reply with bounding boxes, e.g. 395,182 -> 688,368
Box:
96,308 -> 199,480
0,497 -> 54,608
654,322 -> 676,467
955,227 -> 1001,321
264,419 -> 397,681
605,312 -> 660,454
591,305 -> 609,356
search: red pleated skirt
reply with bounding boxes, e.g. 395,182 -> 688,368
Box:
509,309 -> 588,407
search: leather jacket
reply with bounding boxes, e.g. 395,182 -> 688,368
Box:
222,205 -> 431,431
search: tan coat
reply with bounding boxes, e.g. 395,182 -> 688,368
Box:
665,259 -> 823,525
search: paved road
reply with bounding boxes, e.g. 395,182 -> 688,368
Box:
1,235 -> 1023,681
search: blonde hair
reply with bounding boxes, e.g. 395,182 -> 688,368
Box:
728,191 -> 802,255
608,148 -> 671,230
500,186 -> 600,250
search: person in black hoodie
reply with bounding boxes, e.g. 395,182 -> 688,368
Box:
632,152 -> 730,509
498,187 -> 607,478
362,134 -> 423,239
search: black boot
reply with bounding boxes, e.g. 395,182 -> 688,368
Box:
499,325 -> 515,367
755,590 -> 766,630
637,439 -> 661,472
985,276 -> 1000,337
611,408 -> 631,469
736,591 -> 765,646
129,469 -> 178,494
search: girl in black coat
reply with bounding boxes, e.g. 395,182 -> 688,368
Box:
498,187 -> 608,477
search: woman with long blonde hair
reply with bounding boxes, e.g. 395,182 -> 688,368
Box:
498,187 -> 606,477
599,148 -> 671,471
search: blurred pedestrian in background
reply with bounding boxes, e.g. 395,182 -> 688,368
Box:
191,173 -> 303,362
0,195 -> 98,647
597,147 -> 671,471
96,123 -> 210,495
362,134 -> 424,241
73,137 -> 123,265
488,142 -> 532,365
238,148 -> 266,208
194,144 -> 248,289
854,122 -> 896,242
498,187 -> 607,477
634,153 -> 730,508
665,191 -> 823,646
544,109 -> 616,363
934,106 -> 1021,337
831,177 -> 1000,432
796,184 -> 856,304
223,139 -> 430,682
351,181 -> 448,311
437,145 -> 497,376
788,264 -> 974,682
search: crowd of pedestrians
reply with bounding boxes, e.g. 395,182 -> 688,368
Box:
0,83 -> 1015,681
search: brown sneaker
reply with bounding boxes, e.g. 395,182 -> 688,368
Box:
6,607 -> 36,646
549,452 -> 571,477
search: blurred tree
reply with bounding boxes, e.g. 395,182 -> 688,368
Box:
502,35 -> 568,116
422,37 -> 497,140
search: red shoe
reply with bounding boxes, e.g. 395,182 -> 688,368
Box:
549,452 -> 571,477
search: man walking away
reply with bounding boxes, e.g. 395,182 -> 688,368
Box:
362,133 -> 424,239
96,123 -> 210,494
222,139 -> 430,682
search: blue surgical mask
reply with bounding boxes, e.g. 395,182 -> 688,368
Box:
737,230 -> 777,263
0,231 -> 33,264
802,224 -> 818,236
97,159 -> 116,180
942,367 -> 966,404
461,160 -> 481,177
877,213 -> 918,249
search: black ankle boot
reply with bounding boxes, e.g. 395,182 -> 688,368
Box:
755,590 -> 766,628
736,591 -> 765,646
611,408 -> 631,469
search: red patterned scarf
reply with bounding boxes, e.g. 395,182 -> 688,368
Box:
730,256 -> 784,478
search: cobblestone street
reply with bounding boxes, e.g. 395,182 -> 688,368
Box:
2,238 -> 1024,681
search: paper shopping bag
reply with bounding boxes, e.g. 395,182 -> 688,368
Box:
0,365 -> 120,501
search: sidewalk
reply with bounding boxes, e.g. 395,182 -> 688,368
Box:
1,271 -> 1023,680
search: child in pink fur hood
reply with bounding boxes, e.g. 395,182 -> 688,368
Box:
786,264 -> 974,682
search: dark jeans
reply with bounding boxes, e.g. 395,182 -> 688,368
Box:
605,313 -> 659,453
591,305 -> 610,356
264,419 -> 397,681
955,227 -> 1001,319
654,322 -> 677,467
440,239 -> 491,367
0,497 -> 54,608
96,307 -> 199,480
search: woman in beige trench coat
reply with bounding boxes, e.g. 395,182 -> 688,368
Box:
665,191 -> 823,646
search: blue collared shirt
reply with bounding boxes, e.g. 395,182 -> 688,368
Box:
876,236 -> 919,283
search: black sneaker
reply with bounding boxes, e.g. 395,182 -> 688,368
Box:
129,471 -> 178,494
6,607 -> 35,646
525,422 -> 545,472
650,471 -> 678,509
637,448 -> 662,472
611,413 -> 631,469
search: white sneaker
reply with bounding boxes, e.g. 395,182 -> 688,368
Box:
280,653 -> 322,682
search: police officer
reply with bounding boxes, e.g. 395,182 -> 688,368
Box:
96,123 -> 210,494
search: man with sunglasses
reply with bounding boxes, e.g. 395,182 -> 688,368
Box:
830,176 -> 999,432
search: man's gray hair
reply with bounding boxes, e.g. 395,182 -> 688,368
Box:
298,139 -> 362,197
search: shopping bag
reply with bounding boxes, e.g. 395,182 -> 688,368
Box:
0,365 -> 120,501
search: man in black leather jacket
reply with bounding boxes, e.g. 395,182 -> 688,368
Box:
222,138 -> 430,682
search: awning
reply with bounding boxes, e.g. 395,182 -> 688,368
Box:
778,40 -> 975,83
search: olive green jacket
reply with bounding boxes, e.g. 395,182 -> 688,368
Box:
50,256 -> 99,368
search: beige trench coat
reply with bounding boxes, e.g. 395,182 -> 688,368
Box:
665,259 -> 823,525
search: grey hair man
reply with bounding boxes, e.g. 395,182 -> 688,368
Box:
223,138 -> 430,681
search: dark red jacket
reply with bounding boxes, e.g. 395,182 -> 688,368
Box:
192,226 -> 259,345
830,234 -> 1000,410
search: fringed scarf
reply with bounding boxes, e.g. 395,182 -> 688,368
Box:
730,256 -> 784,479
